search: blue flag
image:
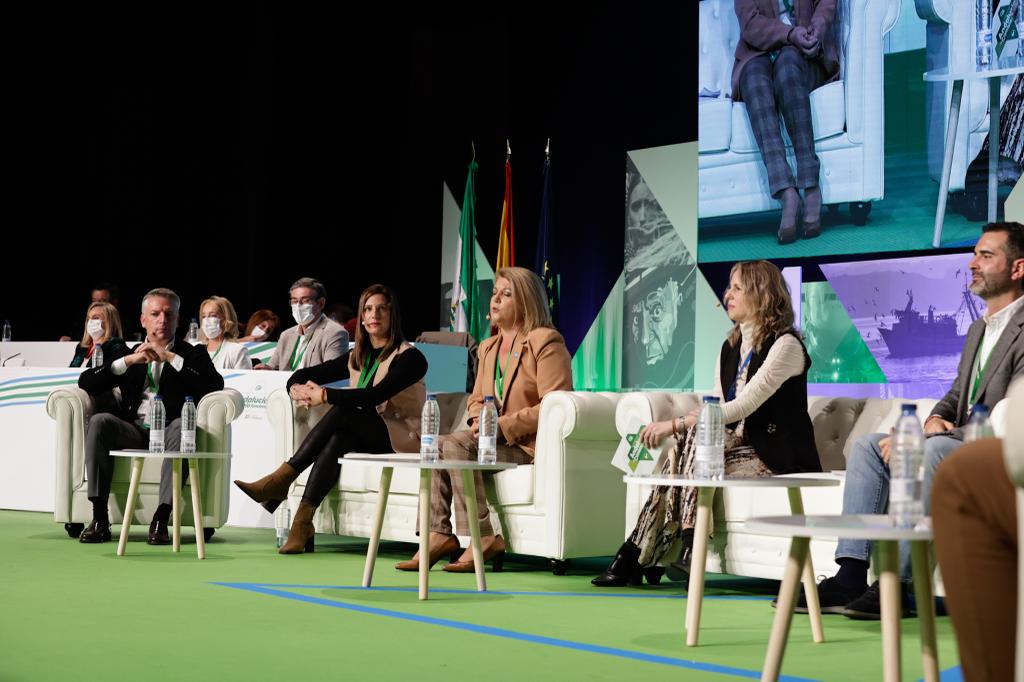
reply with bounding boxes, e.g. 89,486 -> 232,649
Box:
534,157 -> 559,324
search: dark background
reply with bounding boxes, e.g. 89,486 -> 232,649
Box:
4,3 -> 692,352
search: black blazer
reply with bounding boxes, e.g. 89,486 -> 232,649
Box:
720,331 -> 821,474
78,337 -> 224,422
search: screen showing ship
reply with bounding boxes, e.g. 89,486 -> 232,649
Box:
877,285 -> 981,358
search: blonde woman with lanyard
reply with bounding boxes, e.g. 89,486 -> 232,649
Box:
197,296 -> 252,369
70,302 -> 128,368
234,284 -> 427,554
396,266 -> 573,572
592,260 -> 821,587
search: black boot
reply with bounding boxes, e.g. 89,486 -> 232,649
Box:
666,529 -> 695,583
592,541 -> 642,587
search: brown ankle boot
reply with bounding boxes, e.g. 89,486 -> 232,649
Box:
234,463 -> 298,513
279,501 -> 316,554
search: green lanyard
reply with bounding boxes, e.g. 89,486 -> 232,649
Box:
493,339 -> 516,401
969,330 -> 991,405
289,336 -> 308,371
145,363 -> 159,393
357,352 -> 384,389
209,343 -> 223,363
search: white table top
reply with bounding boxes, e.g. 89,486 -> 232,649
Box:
623,474 -> 840,489
746,514 -> 933,541
110,449 -> 231,460
924,55 -> 1024,82
342,454 -> 518,471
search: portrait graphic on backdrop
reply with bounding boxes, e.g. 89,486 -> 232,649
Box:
622,162 -> 696,389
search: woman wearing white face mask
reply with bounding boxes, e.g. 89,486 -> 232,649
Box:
70,302 -> 128,368
239,309 -> 281,343
198,296 -> 252,370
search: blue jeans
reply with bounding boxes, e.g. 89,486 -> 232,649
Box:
836,432 -> 962,579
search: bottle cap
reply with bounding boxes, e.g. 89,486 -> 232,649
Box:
426,393 -> 436,400
702,395 -> 720,403
971,404 -> 989,416
484,395 -> 494,402
900,403 -> 916,413
154,395 -> 163,401
185,395 -> 194,402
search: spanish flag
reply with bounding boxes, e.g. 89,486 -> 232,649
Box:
496,153 -> 515,271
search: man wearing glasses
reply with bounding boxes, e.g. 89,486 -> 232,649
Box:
257,277 -> 348,371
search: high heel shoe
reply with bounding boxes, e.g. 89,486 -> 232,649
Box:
666,530 -> 695,583
777,187 -> 801,245
394,535 -> 461,571
801,185 -> 822,238
444,535 -> 506,573
591,541 -> 643,587
279,501 -> 316,554
234,463 -> 298,513
643,566 -> 666,585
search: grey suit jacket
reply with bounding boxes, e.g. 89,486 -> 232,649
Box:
265,314 -> 349,371
931,299 -> 1024,438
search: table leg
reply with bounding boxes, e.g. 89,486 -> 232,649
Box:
461,469 -> 487,593
911,541 -> 939,682
988,77 -> 1000,223
685,486 -> 713,647
878,540 -> 902,682
188,458 -> 205,560
362,466 -> 393,588
418,468 -> 431,601
932,79 -> 964,248
172,458 -> 182,552
761,536 -> 809,682
117,457 -> 144,557
786,489 -> 824,644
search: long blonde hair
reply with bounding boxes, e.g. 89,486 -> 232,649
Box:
198,296 -> 241,342
726,260 -> 796,351
495,266 -> 554,334
79,302 -> 123,347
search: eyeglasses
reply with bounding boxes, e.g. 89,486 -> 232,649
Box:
289,297 -> 318,306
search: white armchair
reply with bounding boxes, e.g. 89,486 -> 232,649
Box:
48,387 -> 244,536
698,0 -> 901,225
266,390 -> 627,570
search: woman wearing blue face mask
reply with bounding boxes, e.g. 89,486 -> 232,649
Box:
70,302 -> 128,368
198,296 -> 252,370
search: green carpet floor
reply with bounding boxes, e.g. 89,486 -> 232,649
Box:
0,510 -> 960,681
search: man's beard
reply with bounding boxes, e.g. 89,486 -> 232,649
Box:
969,270 -> 1015,299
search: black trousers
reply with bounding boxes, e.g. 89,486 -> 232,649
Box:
287,403 -> 392,507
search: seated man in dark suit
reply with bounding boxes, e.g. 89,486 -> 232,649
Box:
77,288 -> 225,544
807,222 -> 1024,618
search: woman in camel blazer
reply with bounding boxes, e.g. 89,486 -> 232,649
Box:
396,266 -> 573,573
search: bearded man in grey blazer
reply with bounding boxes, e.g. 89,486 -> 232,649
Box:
805,222 -> 1024,618
257,277 -> 348,372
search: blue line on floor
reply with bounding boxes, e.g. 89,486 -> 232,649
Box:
250,583 -> 774,600
215,582 -> 816,681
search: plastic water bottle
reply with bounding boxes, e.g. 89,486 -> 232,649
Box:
964,404 -> 995,442
187,319 -> 200,344
695,396 -> 725,480
1,320 -> 10,342
478,396 -> 498,465
890,403 -> 925,528
1017,0 -> 1023,58
149,396 -> 166,453
181,396 -> 197,454
275,505 -> 291,548
420,393 -> 440,463
91,345 -> 104,368
977,0 -> 994,67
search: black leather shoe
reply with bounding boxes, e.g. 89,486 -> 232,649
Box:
148,518 -> 170,545
79,520 -> 112,544
666,534 -> 694,583
842,580 -> 916,620
203,527 -> 215,543
772,576 -> 863,614
592,541 -> 642,587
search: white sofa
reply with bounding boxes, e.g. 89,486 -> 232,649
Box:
617,391 -> 955,581
47,387 -> 244,536
266,390 -> 627,570
698,0 -> 901,224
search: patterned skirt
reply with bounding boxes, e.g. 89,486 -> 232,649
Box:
627,424 -> 772,568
